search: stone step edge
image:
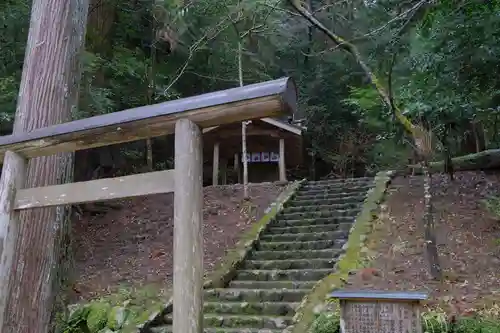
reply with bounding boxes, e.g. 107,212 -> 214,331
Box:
271,218 -> 355,225
286,197 -> 366,205
164,314 -> 294,320
260,230 -> 347,238
250,249 -> 341,255
267,223 -> 353,231
245,258 -> 337,264
228,280 -> 317,287
205,288 -> 311,293
153,327 -> 284,333
282,204 -> 361,211
303,181 -> 373,187
235,268 -> 334,274
279,209 -> 361,216
308,176 -> 374,183
299,185 -> 372,191
203,301 -> 300,306
258,239 -> 344,246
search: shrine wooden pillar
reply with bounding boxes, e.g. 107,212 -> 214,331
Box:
212,142 -> 219,185
234,153 -> 241,184
279,138 -> 286,181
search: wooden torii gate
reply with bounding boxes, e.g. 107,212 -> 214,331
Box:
0,77 -> 297,333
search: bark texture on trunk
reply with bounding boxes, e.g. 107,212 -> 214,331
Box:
4,0 -> 89,332
422,162 -> 442,280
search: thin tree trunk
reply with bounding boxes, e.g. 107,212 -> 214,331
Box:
145,0 -> 158,172
493,115 -> 498,144
238,40 -> 249,199
2,0 -> 89,332
288,0 -> 443,279
422,161 -> 442,280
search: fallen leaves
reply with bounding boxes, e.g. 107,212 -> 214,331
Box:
71,182 -> 286,301
345,172 -> 500,315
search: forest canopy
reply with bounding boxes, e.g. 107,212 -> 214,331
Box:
1,0 -> 499,176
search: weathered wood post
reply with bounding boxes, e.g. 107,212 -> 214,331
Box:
212,142 -> 219,185
0,151 -> 27,328
330,290 -> 427,333
279,138 -> 286,181
234,153 -> 240,184
173,119 -> 204,333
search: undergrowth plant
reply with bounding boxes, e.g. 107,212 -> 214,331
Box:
58,285 -> 168,333
311,309 -> 500,333
482,196 -> 500,221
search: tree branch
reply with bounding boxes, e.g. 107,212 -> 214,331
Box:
287,0 -> 393,110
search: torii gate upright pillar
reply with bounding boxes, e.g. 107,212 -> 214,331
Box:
173,119 -> 204,333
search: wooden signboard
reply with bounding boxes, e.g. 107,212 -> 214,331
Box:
330,290 -> 428,333
242,152 -> 280,163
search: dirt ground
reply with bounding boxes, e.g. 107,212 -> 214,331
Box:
70,182 -> 286,301
346,172 -> 500,316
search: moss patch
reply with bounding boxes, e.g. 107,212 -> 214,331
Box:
290,171 -> 394,333
59,284 -> 169,333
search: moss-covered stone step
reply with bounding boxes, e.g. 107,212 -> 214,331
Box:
227,280 -> 317,290
299,185 -> 371,196
203,301 -> 298,316
243,258 -> 336,270
279,208 -> 361,220
307,177 -> 373,185
259,230 -> 348,243
282,202 -> 360,214
152,327 -> 284,333
257,239 -> 345,251
204,288 -> 308,302
233,268 -> 333,282
303,180 -> 373,189
286,195 -> 366,207
163,314 -> 293,329
266,222 -> 352,234
300,182 -> 373,193
305,176 -> 373,185
248,248 -> 341,261
271,216 -> 354,227
293,191 -> 367,201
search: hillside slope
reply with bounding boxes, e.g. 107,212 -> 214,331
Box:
70,182 -> 286,301
345,172 -> 500,315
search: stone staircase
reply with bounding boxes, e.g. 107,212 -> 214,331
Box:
147,177 -> 375,333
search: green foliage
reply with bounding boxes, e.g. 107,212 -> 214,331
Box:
481,196 -> 500,221
311,313 -> 340,333
0,0 -> 500,174
86,302 -> 111,332
2,0 -> 500,175
367,138 -> 412,171
58,285 -> 168,333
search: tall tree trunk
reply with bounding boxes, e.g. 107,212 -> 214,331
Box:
422,161 -> 442,279
238,40 -> 249,199
145,0 -> 158,172
1,0 -> 89,332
